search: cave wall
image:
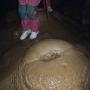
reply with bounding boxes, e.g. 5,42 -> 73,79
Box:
52,0 -> 90,24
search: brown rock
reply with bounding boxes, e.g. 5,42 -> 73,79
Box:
0,39 -> 90,90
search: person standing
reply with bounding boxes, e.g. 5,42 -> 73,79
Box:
18,0 -> 41,40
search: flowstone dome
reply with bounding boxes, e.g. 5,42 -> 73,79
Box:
0,39 -> 90,90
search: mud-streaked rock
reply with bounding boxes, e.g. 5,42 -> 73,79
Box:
0,39 -> 90,90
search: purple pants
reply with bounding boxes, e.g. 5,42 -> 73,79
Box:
18,1 -> 40,32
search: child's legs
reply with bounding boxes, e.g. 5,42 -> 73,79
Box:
27,5 -> 36,19
29,18 -> 40,32
27,5 -> 40,32
18,5 -> 30,30
18,5 -> 28,19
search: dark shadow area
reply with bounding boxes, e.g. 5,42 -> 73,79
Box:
0,0 -> 89,70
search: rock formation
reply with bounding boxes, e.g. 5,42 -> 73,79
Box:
0,39 -> 90,90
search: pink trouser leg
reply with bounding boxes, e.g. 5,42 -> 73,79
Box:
21,18 -> 40,32
21,19 -> 31,30
30,18 -> 40,32
21,9 -> 40,32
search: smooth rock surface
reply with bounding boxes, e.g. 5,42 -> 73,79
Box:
0,39 -> 90,90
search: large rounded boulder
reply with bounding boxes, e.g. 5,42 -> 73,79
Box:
0,39 -> 90,90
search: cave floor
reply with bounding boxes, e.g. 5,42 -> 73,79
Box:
0,11 -> 90,78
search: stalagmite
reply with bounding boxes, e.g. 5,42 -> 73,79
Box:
0,39 -> 90,90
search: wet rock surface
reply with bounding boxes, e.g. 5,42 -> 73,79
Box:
0,39 -> 90,90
